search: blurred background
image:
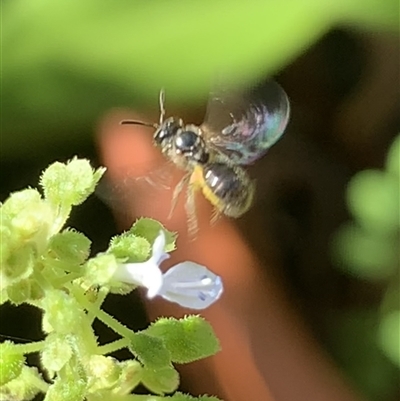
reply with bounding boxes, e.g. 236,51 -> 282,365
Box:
1,1 -> 399,400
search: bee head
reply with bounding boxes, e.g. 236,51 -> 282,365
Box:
154,117 -> 182,148
174,126 -> 209,164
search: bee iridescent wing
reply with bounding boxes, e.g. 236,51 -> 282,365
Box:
96,159 -> 184,220
201,81 -> 290,165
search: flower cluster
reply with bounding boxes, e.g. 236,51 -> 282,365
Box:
0,158 -> 223,401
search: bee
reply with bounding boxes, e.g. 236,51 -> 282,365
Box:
119,81 -> 290,235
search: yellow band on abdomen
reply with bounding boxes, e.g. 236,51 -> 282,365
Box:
190,165 -> 225,211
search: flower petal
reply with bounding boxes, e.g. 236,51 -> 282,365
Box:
159,262 -> 223,310
113,230 -> 169,298
114,259 -> 163,298
151,230 -> 170,265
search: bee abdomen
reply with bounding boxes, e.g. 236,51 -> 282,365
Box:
202,162 -> 254,217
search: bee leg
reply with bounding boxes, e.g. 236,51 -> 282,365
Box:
210,207 -> 221,226
185,185 -> 198,238
168,174 -> 189,219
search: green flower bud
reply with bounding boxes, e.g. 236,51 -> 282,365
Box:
1,189 -> 54,249
86,355 -> 121,392
40,158 -> 105,207
108,233 -> 150,262
0,224 -> 12,267
0,341 -> 25,385
44,377 -> 86,401
0,366 -> 43,401
84,253 -> 119,287
1,189 -> 42,220
10,202 -> 54,245
1,242 -> 35,291
41,334 -> 73,377
41,290 -> 85,334
6,278 -> 32,305
129,218 -> 176,252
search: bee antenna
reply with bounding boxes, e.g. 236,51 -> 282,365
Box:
119,120 -> 158,129
159,88 -> 166,125
0,333 -> 33,343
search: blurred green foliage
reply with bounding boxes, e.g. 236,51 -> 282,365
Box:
326,310 -> 399,400
2,0 -> 399,159
334,136 -> 399,282
332,135 -> 400,400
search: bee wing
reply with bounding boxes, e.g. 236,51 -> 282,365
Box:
96,159 -> 178,215
201,81 -> 290,165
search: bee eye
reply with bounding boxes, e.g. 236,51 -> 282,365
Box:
175,131 -> 198,151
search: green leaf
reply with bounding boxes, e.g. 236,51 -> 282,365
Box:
146,316 -> 220,364
141,365 -> 180,395
335,0 -> 400,29
3,0 -> 399,160
129,218 -> 177,252
0,341 -> 25,386
48,229 -> 91,265
113,360 -> 142,395
129,332 -> 171,369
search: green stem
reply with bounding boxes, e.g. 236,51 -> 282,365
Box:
13,340 -> 45,354
44,258 -> 82,274
87,287 -> 108,325
50,204 -> 72,236
70,285 -> 134,341
96,338 -> 131,355
52,272 -> 82,287
26,369 -> 50,393
31,269 -> 52,292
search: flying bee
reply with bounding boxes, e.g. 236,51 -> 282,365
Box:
119,81 -> 290,235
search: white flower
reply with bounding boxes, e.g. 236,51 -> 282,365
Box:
113,231 -> 169,298
159,261 -> 223,310
113,231 -> 223,310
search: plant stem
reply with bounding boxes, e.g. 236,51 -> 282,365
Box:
13,340 -> 45,354
70,285 -> 134,341
97,338 -> 131,355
